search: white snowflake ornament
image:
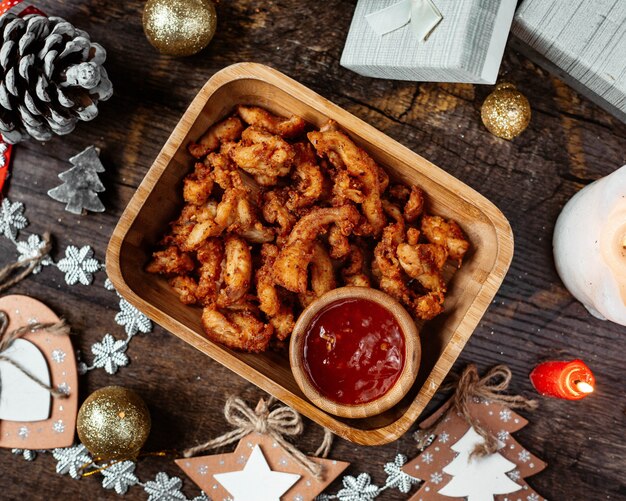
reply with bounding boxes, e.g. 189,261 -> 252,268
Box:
57,245 -> 101,285
52,444 -> 91,479
337,473 -> 380,501
144,472 -> 187,501
383,454 -> 419,493
15,234 -> 53,273
0,198 -> 28,241
12,448 -> 36,461
101,460 -> 139,495
115,297 -> 152,336
91,334 -> 129,374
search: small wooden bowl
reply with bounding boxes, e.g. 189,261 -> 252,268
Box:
290,287 -> 421,419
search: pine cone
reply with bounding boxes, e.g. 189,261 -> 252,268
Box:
0,13 -> 113,143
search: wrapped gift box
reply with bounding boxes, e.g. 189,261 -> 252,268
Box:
340,0 -> 517,84
511,0 -> 626,123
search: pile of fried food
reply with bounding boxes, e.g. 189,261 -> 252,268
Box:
146,105 -> 470,352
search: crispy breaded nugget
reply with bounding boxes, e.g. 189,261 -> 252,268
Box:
328,224 -> 352,259
183,162 -> 214,206
201,307 -> 273,353
308,129 -> 386,235
406,227 -> 421,245
299,242 -> 336,307
421,215 -> 470,264
274,205 -> 360,293
256,244 -> 295,340
185,186 -> 274,249
217,235 -> 252,308
230,127 -> 294,186
404,186 -> 424,222
286,143 -> 324,211
196,238 -> 224,306
341,244 -> 371,287
262,190 -> 296,238
397,243 -> 448,293
169,275 -> 199,304
188,116 -> 244,159
236,105 -> 306,138
146,246 -> 195,276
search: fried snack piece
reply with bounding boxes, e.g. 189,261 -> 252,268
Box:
230,127 -> 295,186
274,205 -> 360,293
189,116 -> 244,159
341,244 -> 371,287
406,227 -> 421,246
388,184 -> 410,203
217,235 -> 252,308
373,216 -> 445,320
169,275 -> 199,305
286,143 -> 325,211
146,246 -> 195,276
308,129 -> 386,235
256,244 -> 295,340
404,186 -> 424,223
236,105 -> 306,139
328,224 -> 352,259
196,238 -> 224,306
332,169 -> 365,205
202,307 -> 273,353
183,162 -> 214,206
185,186 -> 274,249
421,215 -> 470,264
299,242 -> 336,307
397,243 -> 448,293
262,189 -> 296,238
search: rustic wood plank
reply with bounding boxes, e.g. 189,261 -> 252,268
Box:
0,0 -> 624,499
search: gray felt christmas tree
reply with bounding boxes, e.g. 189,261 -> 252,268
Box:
47,145 -> 105,215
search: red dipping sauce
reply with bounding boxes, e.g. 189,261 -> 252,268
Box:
302,298 -> 405,405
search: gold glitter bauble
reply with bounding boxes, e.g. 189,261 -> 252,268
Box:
143,0 -> 217,57
481,82 -> 531,140
77,386 -> 151,461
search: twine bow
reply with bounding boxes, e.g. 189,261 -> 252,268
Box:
0,310 -> 70,400
416,364 -> 538,457
183,396 -> 333,480
0,231 -> 52,293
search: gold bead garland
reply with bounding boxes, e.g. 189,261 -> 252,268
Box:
77,386 -> 151,461
143,0 -> 217,57
481,83 -> 531,140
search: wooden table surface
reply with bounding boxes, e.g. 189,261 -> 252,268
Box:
1,1 -> 625,500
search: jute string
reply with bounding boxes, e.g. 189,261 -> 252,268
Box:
0,232 -> 52,293
183,396 -> 334,480
0,310 -> 70,399
416,364 -> 538,457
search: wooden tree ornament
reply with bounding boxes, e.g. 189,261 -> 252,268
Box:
404,366 -> 547,501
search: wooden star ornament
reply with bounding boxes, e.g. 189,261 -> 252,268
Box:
176,432 -> 349,501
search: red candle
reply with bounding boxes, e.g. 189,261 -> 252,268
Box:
529,359 -> 595,400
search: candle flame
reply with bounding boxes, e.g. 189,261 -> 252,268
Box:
575,381 -> 594,394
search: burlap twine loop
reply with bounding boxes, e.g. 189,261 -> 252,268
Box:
416,364 -> 538,457
0,310 -> 70,399
183,396 -> 334,480
0,232 -> 52,293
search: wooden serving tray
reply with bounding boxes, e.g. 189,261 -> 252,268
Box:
107,63 -> 514,446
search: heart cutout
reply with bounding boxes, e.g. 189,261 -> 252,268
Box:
0,295 -> 78,449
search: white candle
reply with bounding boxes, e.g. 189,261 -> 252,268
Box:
553,165 -> 626,326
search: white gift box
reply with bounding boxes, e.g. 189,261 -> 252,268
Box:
511,0 -> 626,123
340,0 -> 517,84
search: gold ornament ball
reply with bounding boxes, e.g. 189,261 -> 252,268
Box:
77,386 -> 151,461
143,0 -> 217,57
481,83 -> 531,140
